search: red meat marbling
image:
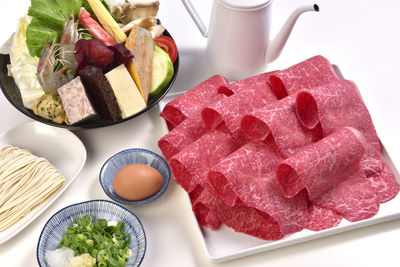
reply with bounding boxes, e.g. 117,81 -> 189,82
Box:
160,75 -> 228,127
192,188 -> 222,230
217,71 -> 276,96
157,55 -> 399,241
169,125 -> 240,193
202,73 -> 277,145
295,80 -> 383,176
158,94 -> 226,160
269,55 -> 340,99
277,127 -> 380,221
241,96 -> 321,158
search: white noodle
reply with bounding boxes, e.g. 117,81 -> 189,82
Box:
0,145 -> 65,232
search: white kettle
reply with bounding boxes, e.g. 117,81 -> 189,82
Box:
182,0 -> 319,80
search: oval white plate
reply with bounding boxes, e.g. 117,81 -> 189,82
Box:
0,121 -> 87,244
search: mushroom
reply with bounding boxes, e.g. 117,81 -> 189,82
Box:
121,17 -> 165,38
113,0 -> 160,25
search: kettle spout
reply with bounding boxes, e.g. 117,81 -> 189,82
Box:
266,4 -> 319,63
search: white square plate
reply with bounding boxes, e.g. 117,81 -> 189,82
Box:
0,121 -> 87,244
188,148 -> 400,262
158,75 -> 400,262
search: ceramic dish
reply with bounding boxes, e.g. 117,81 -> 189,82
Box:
186,149 -> 400,262
37,200 -> 146,267
0,30 -> 179,130
99,148 -> 171,205
157,91 -> 400,263
0,121 -> 86,244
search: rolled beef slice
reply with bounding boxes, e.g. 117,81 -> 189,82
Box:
158,94 -> 227,160
217,71 -> 276,96
214,200 -> 285,241
269,55 -> 340,99
169,124 -> 240,193
201,76 -> 277,145
191,188 -> 222,230
160,75 -> 228,127
295,79 -> 383,176
276,127 -> 380,222
241,95 -> 321,158
208,141 -> 307,234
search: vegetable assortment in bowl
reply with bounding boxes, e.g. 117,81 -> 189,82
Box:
37,200 -> 146,267
0,0 -> 179,129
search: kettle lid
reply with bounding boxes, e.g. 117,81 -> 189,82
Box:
217,0 -> 272,10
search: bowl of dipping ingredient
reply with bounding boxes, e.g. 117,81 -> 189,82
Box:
37,200 -> 146,267
100,148 -> 171,205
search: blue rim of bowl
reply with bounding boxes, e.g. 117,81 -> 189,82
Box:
36,199 -> 147,267
99,148 -> 171,205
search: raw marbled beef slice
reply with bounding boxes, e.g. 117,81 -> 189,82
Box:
214,199 -> 285,240
165,120 -> 176,131
169,125 -> 240,193
160,75 -> 228,126
269,55 -> 340,99
276,127 -> 366,200
295,80 -> 383,176
158,94 -> 226,160
368,160 -> 400,203
217,71 -> 277,96
202,78 -> 277,145
315,171 -> 379,222
305,205 -> 342,231
192,188 -> 222,230
209,142 -> 306,234
241,96 -> 321,158
189,184 -> 204,204
277,127 -> 380,222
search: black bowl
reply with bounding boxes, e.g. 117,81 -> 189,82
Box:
0,30 -> 179,130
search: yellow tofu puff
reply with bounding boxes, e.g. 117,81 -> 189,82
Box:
105,64 -> 146,118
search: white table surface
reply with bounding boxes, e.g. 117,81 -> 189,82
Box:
1,0 -> 400,266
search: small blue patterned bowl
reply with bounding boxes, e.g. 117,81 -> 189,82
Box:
99,148 -> 171,205
37,200 -> 146,267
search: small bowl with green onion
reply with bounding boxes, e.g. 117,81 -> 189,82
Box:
37,200 -> 146,267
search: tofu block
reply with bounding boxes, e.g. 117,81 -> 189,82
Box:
105,64 -> 146,118
125,25 -> 154,103
57,76 -> 97,125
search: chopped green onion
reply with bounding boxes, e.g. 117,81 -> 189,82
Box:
75,233 -> 86,242
67,226 -> 76,234
57,215 -> 132,266
116,221 -> 125,232
106,257 -> 119,267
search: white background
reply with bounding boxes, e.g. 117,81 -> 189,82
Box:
0,0 -> 400,266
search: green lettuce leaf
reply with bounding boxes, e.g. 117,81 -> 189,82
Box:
55,0 -> 82,18
27,0 -> 65,30
26,17 -> 60,57
25,0 -> 83,57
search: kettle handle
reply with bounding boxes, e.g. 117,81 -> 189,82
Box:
181,0 -> 208,37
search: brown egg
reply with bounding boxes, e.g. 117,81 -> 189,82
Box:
113,164 -> 163,201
